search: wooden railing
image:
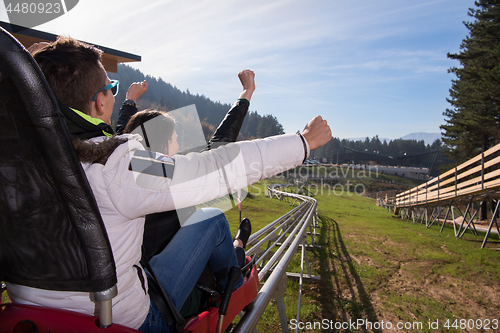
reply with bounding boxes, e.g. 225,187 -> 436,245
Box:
396,143 -> 500,208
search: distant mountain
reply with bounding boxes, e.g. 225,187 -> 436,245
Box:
400,132 -> 441,145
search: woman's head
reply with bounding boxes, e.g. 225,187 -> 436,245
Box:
123,110 -> 178,155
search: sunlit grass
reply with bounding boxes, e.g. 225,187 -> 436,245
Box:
227,181 -> 500,332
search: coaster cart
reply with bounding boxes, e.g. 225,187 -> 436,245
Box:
0,26 -> 258,333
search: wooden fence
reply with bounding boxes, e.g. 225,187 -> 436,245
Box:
394,143 -> 500,248
396,143 -> 500,208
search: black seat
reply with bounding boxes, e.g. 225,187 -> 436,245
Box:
0,25 -> 117,328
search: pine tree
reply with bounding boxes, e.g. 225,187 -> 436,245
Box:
441,0 -> 500,162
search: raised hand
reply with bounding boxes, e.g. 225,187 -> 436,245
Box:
238,70 -> 255,101
301,116 -> 332,151
126,80 -> 149,102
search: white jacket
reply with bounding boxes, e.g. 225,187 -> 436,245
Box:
7,133 -> 308,329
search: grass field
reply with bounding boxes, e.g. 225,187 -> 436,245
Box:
227,181 -> 500,333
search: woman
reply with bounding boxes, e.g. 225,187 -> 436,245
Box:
123,108 -> 250,254
124,70 -> 256,263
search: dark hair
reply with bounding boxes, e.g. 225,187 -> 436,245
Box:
33,36 -> 107,115
72,136 -> 127,164
123,109 -> 176,154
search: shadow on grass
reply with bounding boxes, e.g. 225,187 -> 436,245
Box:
314,215 -> 380,333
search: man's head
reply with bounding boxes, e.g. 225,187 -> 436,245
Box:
33,36 -> 115,123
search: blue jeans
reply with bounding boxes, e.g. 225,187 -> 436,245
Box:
140,208 -> 243,333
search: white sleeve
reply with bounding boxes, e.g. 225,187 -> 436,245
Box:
103,133 -> 305,219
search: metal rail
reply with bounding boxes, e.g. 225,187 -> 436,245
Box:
233,184 -> 320,333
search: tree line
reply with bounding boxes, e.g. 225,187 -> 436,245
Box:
312,135 -> 444,160
109,64 -> 284,141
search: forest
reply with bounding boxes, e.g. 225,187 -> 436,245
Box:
312,135 -> 444,160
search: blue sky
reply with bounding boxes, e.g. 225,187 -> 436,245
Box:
1,0 -> 474,140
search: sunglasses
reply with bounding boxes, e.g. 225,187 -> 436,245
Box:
92,80 -> 119,101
